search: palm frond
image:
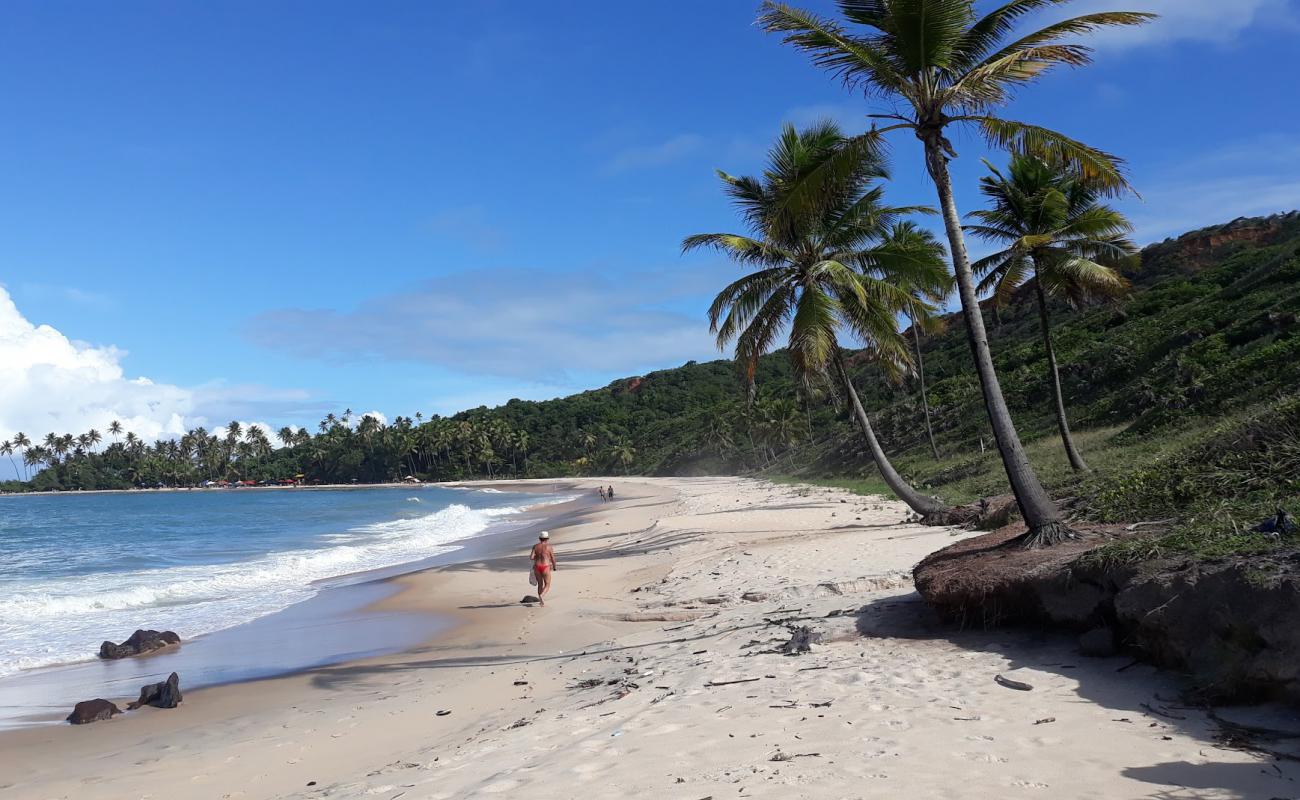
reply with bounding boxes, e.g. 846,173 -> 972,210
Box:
880,0 -> 974,74
682,233 -> 785,266
759,2 -> 908,96
716,171 -> 772,233
768,128 -> 890,245
787,284 -> 841,378
973,117 -> 1131,194
708,268 -> 792,342
1040,255 -> 1129,305
733,283 -> 798,381
953,0 -> 1074,69
972,11 -> 1157,72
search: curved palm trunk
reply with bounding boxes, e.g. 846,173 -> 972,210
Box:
834,352 -> 949,518
909,309 -> 941,461
923,140 -> 1072,547
1033,276 -> 1089,472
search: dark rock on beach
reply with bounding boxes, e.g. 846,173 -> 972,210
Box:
99,629 -> 181,660
128,672 -> 183,710
914,526 -> 1300,704
521,595 -> 541,604
67,699 -> 121,725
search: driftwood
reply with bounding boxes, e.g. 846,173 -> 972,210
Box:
994,674 -> 1033,691
706,677 -> 761,687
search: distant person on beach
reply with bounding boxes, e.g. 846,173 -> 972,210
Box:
598,486 -> 607,502
530,531 -> 557,605
607,485 -> 615,501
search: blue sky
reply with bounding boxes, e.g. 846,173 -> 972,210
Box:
1,0 -> 1298,450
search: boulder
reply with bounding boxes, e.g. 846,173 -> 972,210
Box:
99,629 -> 181,660
520,595 -> 541,604
67,699 -> 121,725
1078,627 -> 1117,658
128,672 -> 183,710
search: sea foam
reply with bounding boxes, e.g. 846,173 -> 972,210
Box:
0,494 -> 569,678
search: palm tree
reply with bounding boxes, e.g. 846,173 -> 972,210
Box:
684,121 -> 948,518
11,432 -> 31,479
759,0 -> 1152,546
108,420 -> 123,443
277,426 -> 297,448
1,440 -> 17,479
968,154 -> 1136,472
86,429 -> 102,452
609,442 -> 636,474
866,221 -> 952,461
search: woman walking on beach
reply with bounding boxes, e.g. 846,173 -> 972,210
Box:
530,531 -> 557,605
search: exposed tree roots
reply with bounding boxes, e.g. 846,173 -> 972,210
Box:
1013,520 -> 1081,549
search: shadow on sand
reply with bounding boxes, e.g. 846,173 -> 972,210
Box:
853,592 -> 1300,799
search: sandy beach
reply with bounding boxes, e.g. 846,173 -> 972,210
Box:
2,477 -> 1297,799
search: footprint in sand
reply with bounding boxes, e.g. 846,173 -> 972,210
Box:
478,778 -> 521,793
1011,779 -> 1049,789
960,752 -> 1009,764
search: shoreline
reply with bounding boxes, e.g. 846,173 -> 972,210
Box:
0,480 -> 591,728
0,479 -> 536,498
2,477 -> 1295,799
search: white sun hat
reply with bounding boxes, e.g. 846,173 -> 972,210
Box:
539,531 -> 550,539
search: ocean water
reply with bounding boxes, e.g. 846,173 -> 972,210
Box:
0,485 -> 563,679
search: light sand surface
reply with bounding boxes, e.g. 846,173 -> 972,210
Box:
2,477 -> 1297,799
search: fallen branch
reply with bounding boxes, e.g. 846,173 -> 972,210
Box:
706,677 -> 762,687
994,674 -> 1033,691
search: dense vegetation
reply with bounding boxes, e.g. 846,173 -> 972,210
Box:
6,213 -> 1298,538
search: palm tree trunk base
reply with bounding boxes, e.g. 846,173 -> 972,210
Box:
1012,520 -> 1080,549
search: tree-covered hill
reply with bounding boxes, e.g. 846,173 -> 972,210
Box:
8,212 -> 1300,547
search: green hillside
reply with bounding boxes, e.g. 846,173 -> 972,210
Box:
469,211 -> 1300,555
12,212 -> 1300,557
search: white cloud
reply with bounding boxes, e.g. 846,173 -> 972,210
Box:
1060,0 -> 1294,47
603,134 -> 706,174
0,287 -> 195,446
0,288 -> 325,468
